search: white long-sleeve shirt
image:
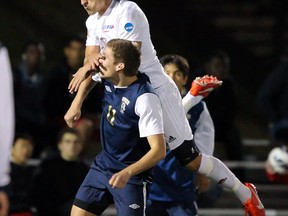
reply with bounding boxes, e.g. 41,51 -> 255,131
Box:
0,45 -> 14,188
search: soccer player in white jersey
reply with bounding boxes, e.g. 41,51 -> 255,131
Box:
65,1 -> 265,215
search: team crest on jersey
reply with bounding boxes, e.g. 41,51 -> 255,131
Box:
120,97 -> 130,113
124,22 -> 134,32
105,85 -> 112,92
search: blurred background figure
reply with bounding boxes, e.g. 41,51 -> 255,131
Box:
8,134 -> 36,216
257,52 -> 288,186
256,53 -> 288,147
32,128 -> 89,216
44,34 -> 102,157
194,50 -> 245,181
0,42 -> 15,216
12,41 -> 47,157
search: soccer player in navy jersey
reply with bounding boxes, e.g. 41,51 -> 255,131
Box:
147,55 -> 215,216
65,39 -> 166,216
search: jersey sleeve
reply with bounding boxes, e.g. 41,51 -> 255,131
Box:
0,46 -> 14,187
135,93 -> 164,138
86,16 -> 100,46
116,3 -> 148,42
193,103 -> 215,156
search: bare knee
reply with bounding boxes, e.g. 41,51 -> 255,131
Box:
184,154 -> 202,171
71,205 -> 97,216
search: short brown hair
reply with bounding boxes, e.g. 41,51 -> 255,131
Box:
107,39 -> 141,76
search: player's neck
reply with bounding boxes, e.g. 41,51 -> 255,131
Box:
98,0 -> 113,16
116,75 -> 138,87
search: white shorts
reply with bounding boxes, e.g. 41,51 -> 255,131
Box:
154,76 -> 193,150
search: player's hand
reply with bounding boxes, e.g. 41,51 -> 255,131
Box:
109,170 -> 131,189
87,53 -> 103,70
64,106 -> 82,128
68,65 -> 92,93
190,75 -> 223,97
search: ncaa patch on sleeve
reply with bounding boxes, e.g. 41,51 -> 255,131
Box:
124,23 -> 134,32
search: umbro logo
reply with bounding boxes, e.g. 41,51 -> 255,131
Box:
129,204 -> 140,209
105,85 -> 112,92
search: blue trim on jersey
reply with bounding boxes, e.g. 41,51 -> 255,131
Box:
92,73 -> 156,185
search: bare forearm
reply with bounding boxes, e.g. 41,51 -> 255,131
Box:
126,149 -> 164,177
123,135 -> 165,177
71,75 -> 96,108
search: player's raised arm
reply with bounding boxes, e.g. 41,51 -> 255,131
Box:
109,134 -> 166,189
65,74 -> 96,128
68,45 -> 102,93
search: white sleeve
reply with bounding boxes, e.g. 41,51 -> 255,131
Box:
135,93 -> 164,137
86,16 -> 100,46
182,92 -> 203,114
0,46 -> 14,187
116,3 -> 147,41
91,72 -> 102,82
193,103 -> 215,156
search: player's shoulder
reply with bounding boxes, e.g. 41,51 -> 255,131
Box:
86,14 -> 97,27
118,0 -> 142,13
119,0 -> 139,8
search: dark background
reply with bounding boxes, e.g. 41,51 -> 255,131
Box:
2,0 -> 288,138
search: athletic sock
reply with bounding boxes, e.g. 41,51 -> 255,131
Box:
198,154 -> 251,204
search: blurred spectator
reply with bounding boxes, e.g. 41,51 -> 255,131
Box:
32,128 -> 89,216
0,42 -> 15,216
195,50 -> 245,181
8,134 -> 36,216
12,41 -> 47,157
44,34 -> 102,152
256,54 -> 288,146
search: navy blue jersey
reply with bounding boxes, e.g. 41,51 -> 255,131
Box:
92,74 -> 157,185
187,101 -> 205,133
148,102 -> 205,202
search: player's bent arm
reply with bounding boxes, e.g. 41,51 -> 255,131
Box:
68,46 -> 100,93
126,134 -> 166,176
109,93 -> 165,188
64,75 -> 96,127
72,75 -> 96,106
109,134 -> 166,189
84,45 -> 100,65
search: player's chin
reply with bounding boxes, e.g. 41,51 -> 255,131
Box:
86,9 -> 95,15
99,72 -> 106,79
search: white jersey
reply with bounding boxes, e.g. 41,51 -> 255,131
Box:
0,45 -> 14,187
86,0 -> 169,88
135,93 -> 164,137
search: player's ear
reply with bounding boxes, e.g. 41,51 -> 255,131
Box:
116,62 -> 125,71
